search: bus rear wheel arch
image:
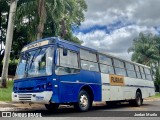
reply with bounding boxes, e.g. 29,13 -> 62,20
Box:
74,88 -> 93,112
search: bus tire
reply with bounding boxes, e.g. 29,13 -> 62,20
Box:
130,92 -> 142,107
74,90 -> 91,112
45,103 -> 59,111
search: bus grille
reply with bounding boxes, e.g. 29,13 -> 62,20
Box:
18,94 -> 32,101
19,87 -> 34,91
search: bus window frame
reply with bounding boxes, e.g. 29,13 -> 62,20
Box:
98,54 -> 115,74
80,49 -> 100,72
55,47 -> 80,76
112,58 -> 127,76
16,45 -> 55,79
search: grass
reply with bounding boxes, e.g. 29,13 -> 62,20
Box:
150,93 -> 160,98
0,80 -> 13,101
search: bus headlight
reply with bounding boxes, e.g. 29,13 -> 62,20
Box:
42,84 -> 46,89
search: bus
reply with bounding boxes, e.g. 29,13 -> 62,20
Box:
12,37 -> 155,112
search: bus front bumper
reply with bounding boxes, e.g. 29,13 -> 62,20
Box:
12,91 -> 53,104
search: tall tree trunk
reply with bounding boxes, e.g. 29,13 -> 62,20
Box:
37,0 -> 46,40
0,10 -> 2,56
0,10 -> 2,41
60,19 -> 67,38
158,47 -> 160,76
0,0 -> 17,88
158,60 -> 160,91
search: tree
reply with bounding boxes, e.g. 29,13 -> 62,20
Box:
128,33 -> 157,66
16,0 -> 87,42
37,0 -> 46,39
0,0 -> 17,88
0,0 -> 10,63
154,35 -> 160,76
155,68 -> 160,92
0,0 -> 87,82
9,0 -> 86,59
128,32 -> 160,92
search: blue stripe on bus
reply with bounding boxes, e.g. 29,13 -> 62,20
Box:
125,85 -> 154,88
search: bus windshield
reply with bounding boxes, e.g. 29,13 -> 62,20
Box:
16,46 -> 54,79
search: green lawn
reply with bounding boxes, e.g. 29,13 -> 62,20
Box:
0,80 -> 13,101
150,93 -> 160,98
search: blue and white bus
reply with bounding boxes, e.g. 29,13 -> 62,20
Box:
12,37 -> 155,112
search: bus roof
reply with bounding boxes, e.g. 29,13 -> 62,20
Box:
98,50 -> 150,69
22,37 -> 150,69
58,37 -> 150,69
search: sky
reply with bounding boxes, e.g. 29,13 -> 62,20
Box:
74,0 -> 160,60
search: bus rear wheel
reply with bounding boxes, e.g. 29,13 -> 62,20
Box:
130,92 -> 142,107
45,103 -> 59,111
74,90 -> 92,112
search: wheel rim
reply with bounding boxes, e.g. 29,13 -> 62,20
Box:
137,94 -> 141,105
80,94 -> 88,108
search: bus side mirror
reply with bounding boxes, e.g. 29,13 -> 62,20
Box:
63,48 -> 68,56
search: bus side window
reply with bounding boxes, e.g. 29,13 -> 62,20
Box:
98,54 -> 114,74
81,60 -> 99,72
55,48 -> 80,75
80,49 -> 99,72
100,64 -> 114,74
144,68 -> 153,80
99,54 -> 112,66
80,49 -> 97,62
113,59 -> 126,76
140,66 -> 146,79
125,62 -> 136,78
81,62 -> 89,70
135,65 -> 142,79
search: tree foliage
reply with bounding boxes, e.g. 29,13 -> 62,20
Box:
128,33 -> 159,65
15,0 -> 87,42
0,0 -> 87,62
128,32 -> 160,91
0,0 -> 9,45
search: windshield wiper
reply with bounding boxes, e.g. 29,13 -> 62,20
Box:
22,50 -> 37,77
22,52 -> 30,77
29,48 -> 42,69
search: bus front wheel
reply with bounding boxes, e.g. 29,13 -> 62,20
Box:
45,103 -> 59,111
74,90 -> 92,112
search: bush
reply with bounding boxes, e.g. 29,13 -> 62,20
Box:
155,69 -> 160,92
0,60 -> 18,76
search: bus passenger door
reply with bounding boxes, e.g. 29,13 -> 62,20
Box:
55,48 -> 80,103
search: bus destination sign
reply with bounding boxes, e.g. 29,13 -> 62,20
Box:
109,74 -> 124,86
22,40 -> 49,52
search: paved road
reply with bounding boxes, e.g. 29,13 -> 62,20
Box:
1,100 -> 160,119
28,101 -> 160,117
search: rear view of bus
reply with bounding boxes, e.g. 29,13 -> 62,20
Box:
12,37 -> 155,112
